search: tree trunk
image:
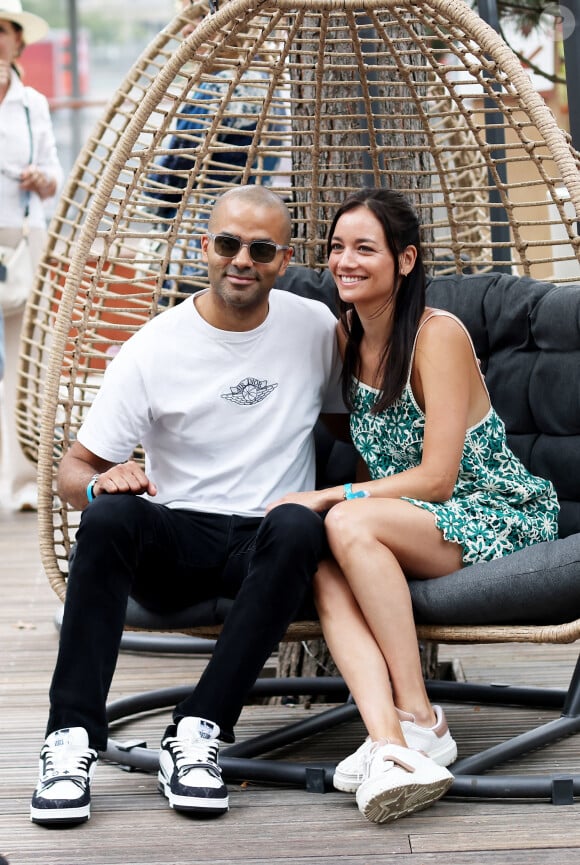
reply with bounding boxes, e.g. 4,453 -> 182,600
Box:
274,12 -> 438,700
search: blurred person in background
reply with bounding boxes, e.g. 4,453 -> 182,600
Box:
141,0 -> 287,299
0,310 -> 4,382
0,0 -> 62,511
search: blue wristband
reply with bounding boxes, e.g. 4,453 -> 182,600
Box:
343,482 -> 370,500
86,474 -> 100,503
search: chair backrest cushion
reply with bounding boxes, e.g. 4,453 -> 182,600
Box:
426,273 -> 580,538
277,268 -> 580,538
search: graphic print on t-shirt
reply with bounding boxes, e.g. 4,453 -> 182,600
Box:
221,377 -> 278,406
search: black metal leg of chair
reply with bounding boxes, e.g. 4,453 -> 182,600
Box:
103,641 -> 580,802
104,677 -> 354,792
426,651 -> 580,804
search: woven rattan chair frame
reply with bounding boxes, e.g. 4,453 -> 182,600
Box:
21,1 -> 580,470
26,0 -> 578,637
23,0 -> 580,800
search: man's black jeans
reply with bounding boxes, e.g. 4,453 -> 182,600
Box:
47,494 -> 326,750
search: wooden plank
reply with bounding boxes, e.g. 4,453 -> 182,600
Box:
3,509 -> 580,865
410,811 -> 580,852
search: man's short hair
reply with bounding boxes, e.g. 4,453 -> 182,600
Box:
209,186 -> 292,243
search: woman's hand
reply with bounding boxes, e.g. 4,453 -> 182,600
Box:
266,488 -> 339,513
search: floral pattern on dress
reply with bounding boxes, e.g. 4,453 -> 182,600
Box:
350,380 -> 560,565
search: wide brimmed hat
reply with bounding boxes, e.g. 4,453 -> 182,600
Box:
0,0 -> 49,45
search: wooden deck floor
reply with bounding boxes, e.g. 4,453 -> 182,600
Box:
3,508 -> 580,864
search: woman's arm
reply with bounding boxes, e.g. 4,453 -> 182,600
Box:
269,316 -> 482,512
346,315 -> 483,503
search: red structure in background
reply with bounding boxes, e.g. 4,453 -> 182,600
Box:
19,29 -> 89,101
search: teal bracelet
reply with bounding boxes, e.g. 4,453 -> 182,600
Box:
343,482 -> 370,500
86,474 -> 100,503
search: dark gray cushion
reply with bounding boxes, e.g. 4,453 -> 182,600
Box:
126,534 -> 580,630
274,266 -> 337,312
125,595 -> 233,629
409,533 -> 580,626
425,273 -> 580,539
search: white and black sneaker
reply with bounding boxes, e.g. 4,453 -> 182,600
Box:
158,716 -> 229,815
30,727 -> 97,826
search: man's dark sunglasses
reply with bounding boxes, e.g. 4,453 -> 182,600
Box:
207,233 -> 291,264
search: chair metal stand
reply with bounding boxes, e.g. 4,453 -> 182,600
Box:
425,652 -> 580,804
103,655 -> 580,802
104,677 -> 353,793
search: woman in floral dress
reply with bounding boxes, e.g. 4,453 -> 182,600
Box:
269,188 -> 559,825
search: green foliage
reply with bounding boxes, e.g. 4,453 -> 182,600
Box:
482,0 -> 565,35
491,1 -> 567,85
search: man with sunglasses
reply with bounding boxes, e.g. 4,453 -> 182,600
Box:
31,185 -> 345,827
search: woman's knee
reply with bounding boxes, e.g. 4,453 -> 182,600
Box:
324,502 -> 370,556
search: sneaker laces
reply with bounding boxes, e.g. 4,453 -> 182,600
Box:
167,736 -> 222,781
39,744 -> 97,792
357,739 -> 378,781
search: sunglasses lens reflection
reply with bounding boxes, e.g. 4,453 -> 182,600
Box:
213,235 -> 278,263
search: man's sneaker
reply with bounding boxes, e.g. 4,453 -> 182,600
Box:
159,716 -> 229,815
333,705 -> 457,793
355,742 -> 453,824
30,727 -> 97,826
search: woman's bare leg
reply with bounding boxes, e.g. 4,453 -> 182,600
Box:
323,498 -> 463,723
314,559 -> 405,744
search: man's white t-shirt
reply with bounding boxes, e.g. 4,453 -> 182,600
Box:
78,289 -> 345,517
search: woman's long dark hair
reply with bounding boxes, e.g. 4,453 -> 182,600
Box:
327,188 -> 426,414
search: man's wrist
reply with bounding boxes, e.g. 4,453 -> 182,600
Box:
86,474 -> 100,503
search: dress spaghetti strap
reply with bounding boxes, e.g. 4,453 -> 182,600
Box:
410,310 -> 487,393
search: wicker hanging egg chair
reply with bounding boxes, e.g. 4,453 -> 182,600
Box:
13,0 -> 579,595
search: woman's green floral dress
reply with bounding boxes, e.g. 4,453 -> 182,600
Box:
350,317 -> 560,565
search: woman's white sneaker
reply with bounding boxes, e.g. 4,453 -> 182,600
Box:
396,705 -> 458,767
355,742 -> 453,824
333,705 -> 457,793
333,737 -> 373,792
